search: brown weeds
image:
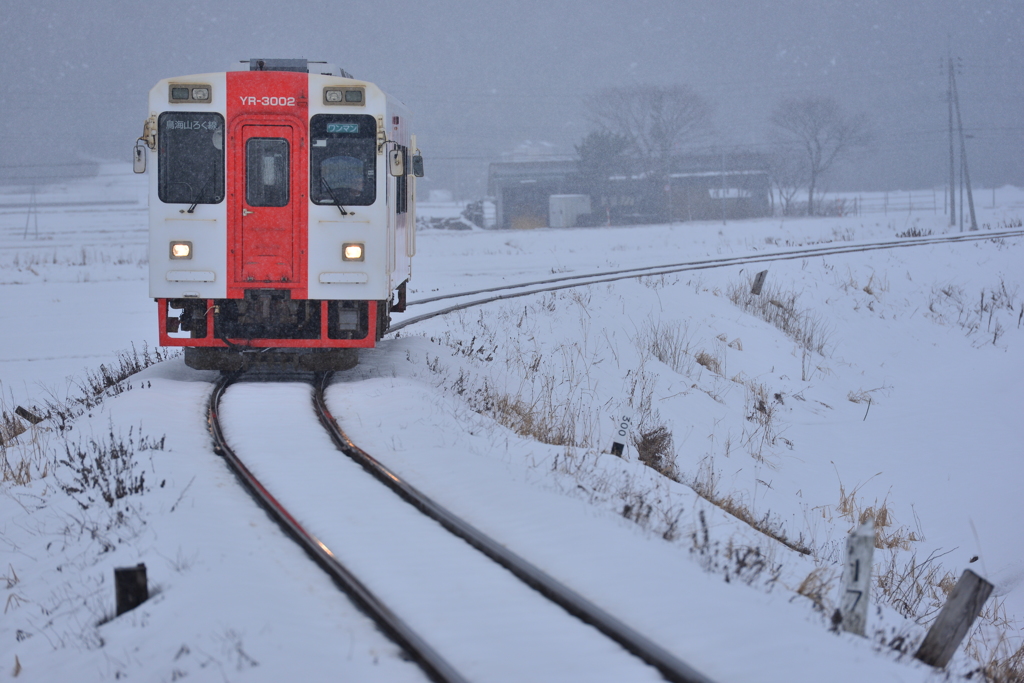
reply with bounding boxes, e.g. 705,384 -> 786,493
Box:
689,457 -> 811,555
695,350 -> 721,375
633,425 -> 679,481
796,566 -> 838,613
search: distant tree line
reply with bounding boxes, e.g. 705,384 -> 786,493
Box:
577,85 -> 871,217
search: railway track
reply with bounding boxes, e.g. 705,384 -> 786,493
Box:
208,371 -> 715,683
390,228 -> 1024,333
203,227 -> 1021,680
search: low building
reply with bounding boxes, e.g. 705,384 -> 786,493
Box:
488,152 -> 771,229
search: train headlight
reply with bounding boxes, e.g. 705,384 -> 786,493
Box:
342,243 -> 364,261
191,87 -> 210,101
170,241 -> 192,259
325,89 -> 344,103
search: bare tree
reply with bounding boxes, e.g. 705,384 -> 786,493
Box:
768,149 -> 807,216
584,84 -> 712,180
770,96 -> 869,215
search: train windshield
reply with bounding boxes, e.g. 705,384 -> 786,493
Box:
310,114 -> 377,206
157,112 -> 225,205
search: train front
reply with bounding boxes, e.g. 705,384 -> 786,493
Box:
140,59 -> 417,371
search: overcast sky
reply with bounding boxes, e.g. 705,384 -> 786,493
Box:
2,0 -> 1021,198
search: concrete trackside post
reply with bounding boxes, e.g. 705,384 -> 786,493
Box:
609,411 -> 634,460
838,520 -> 874,636
914,569 -> 993,668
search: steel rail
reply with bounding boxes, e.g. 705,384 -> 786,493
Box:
207,371 -> 469,683
390,228 -> 1024,333
405,229 -> 1024,307
313,372 -> 716,683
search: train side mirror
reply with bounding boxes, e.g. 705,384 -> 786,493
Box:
133,142 -> 147,174
412,154 -> 424,178
388,149 -> 404,177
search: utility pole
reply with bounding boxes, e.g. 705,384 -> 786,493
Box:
23,184 -> 39,239
721,148 -> 727,225
950,59 -> 978,231
947,55 -> 956,226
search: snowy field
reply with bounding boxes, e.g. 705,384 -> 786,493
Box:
1,171 -> 1022,681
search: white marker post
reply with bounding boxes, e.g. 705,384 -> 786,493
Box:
609,411 -> 634,460
839,520 -> 875,636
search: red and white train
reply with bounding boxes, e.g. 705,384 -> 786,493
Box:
136,58 -> 421,371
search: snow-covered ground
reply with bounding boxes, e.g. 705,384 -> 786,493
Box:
1,172 -> 1022,681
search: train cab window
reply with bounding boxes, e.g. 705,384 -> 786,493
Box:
245,138 -> 289,207
310,114 -> 376,207
157,112 -> 225,205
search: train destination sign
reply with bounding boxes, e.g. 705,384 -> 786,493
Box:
163,119 -> 220,131
326,123 -> 360,134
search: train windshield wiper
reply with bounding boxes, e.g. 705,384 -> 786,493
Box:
320,177 -> 349,216
186,177 -> 211,214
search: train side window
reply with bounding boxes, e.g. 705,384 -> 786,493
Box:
157,112 -> 225,205
310,114 -> 377,207
246,138 -> 289,207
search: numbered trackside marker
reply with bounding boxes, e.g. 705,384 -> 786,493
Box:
839,519 -> 875,636
609,411 -> 634,459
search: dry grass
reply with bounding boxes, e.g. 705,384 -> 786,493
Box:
58,424 -> 164,511
474,381 -> 594,449
689,456 -> 812,555
77,342 -> 179,398
874,548 -> 956,621
927,276 -> 1020,346
633,425 -> 679,481
834,472 -> 920,550
728,277 -> 834,357
1,344 -> 178,490
689,510 -> 783,588
834,473 -> 1023,677
741,379 -> 783,465
638,318 -> 696,376
694,350 -> 721,375
0,411 -> 28,447
1,403 -> 54,486
796,566 -> 838,613
547,446 -> 688,544
847,385 -> 890,405
967,626 -> 1024,683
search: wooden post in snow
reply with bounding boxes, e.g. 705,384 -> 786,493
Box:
838,520 -> 874,636
750,270 -> 768,296
914,569 -> 993,668
115,563 -> 149,616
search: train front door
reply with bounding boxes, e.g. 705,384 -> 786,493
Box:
236,124 -> 297,284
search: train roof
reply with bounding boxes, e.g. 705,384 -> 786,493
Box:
228,58 -> 354,79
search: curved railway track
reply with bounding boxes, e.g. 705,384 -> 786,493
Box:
208,371 -> 716,683
390,228 -> 1024,333
203,228 -> 1021,681
208,372 -> 467,683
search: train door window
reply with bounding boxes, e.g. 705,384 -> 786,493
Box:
157,112 -> 225,205
310,114 -> 377,207
246,138 -> 289,207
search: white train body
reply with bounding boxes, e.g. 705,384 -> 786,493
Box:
140,59 -> 418,369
